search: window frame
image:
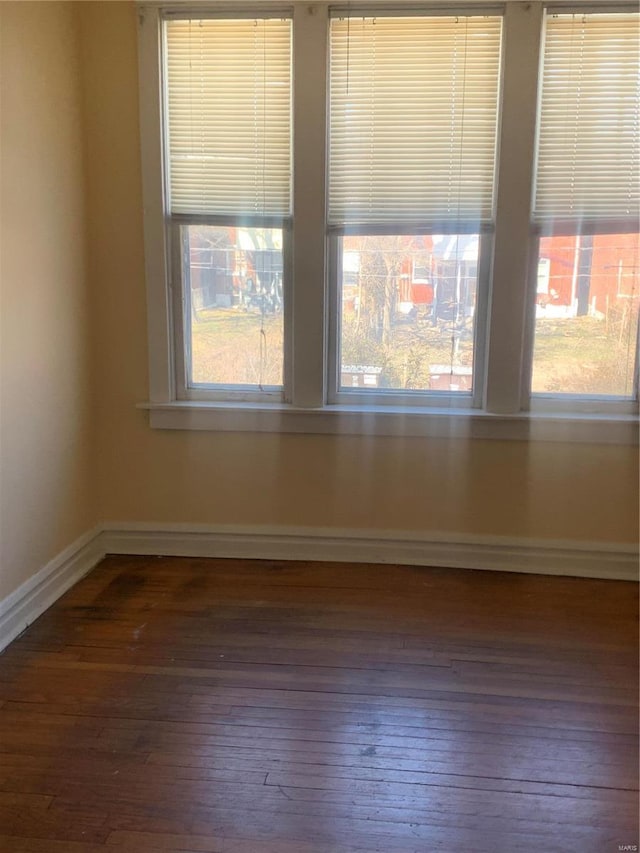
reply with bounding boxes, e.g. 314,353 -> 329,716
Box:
172,215 -> 293,403
161,9 -> 294,402
325,9 -> 503,409
136,0 -> 639,443
327,229 -> 493,409
523,6 -> 640,415
523,224 -> 640,416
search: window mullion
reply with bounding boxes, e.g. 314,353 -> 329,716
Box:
172,222 -> 189,399
326,236 -> 341,403
472,233 -> 493,409
484,2 -> 543,414
290,3 -> 329,408
520,231 -> 540,408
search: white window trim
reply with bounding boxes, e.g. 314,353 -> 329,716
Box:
137,400 -> 638,444
326,230 -> 493,410
171,215 -> 292,404
138,1 -> 174,404
136,0 -> 639,444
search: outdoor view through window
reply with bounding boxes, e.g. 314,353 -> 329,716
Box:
187,226 -> 284,388
532,233 -> 639,397
338,235 -> 478,393
186,228 -> 639,397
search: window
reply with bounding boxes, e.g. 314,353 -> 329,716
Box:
137,2 -> 639,441
328,14 -> 501,401
164,15 -> 291,398
530,11 -> 639,400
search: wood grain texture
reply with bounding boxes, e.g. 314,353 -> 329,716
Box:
0,555 -> 637,853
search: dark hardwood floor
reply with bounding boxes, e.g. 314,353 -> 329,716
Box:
0,556 -> 637,853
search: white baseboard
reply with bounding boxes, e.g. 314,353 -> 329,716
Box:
101,523 -> 639,582
0,528 -> 105,653
1,523 -> 636,653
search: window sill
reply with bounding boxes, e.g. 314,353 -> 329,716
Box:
138,401 -> 639,444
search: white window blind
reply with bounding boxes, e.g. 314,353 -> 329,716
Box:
534,12 -> 640,225
164,17 -> 292,218
328,14 -> 502,227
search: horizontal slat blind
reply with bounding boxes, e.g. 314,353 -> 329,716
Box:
328,15 -> 502,226
534,12 -> 639,224
165,18 -> 291,217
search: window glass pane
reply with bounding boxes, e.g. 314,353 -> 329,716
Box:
532,233 -> 639,397
186,225 -> 283,388
338,235 -> 478,393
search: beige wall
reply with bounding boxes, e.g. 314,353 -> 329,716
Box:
0,2 -> 96,600
0,1 -> 634,616
79,1 -> 638,546
0,1 -> 635,607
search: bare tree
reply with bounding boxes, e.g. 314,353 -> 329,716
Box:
356,235 -> 415,346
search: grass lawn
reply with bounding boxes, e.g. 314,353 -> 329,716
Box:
340,313 -> 474,391
190,305 -> 638,397
532,314 -> 638,397
191,308 -> 284,387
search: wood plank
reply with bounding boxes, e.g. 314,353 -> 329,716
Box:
0,555 -> 636,853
